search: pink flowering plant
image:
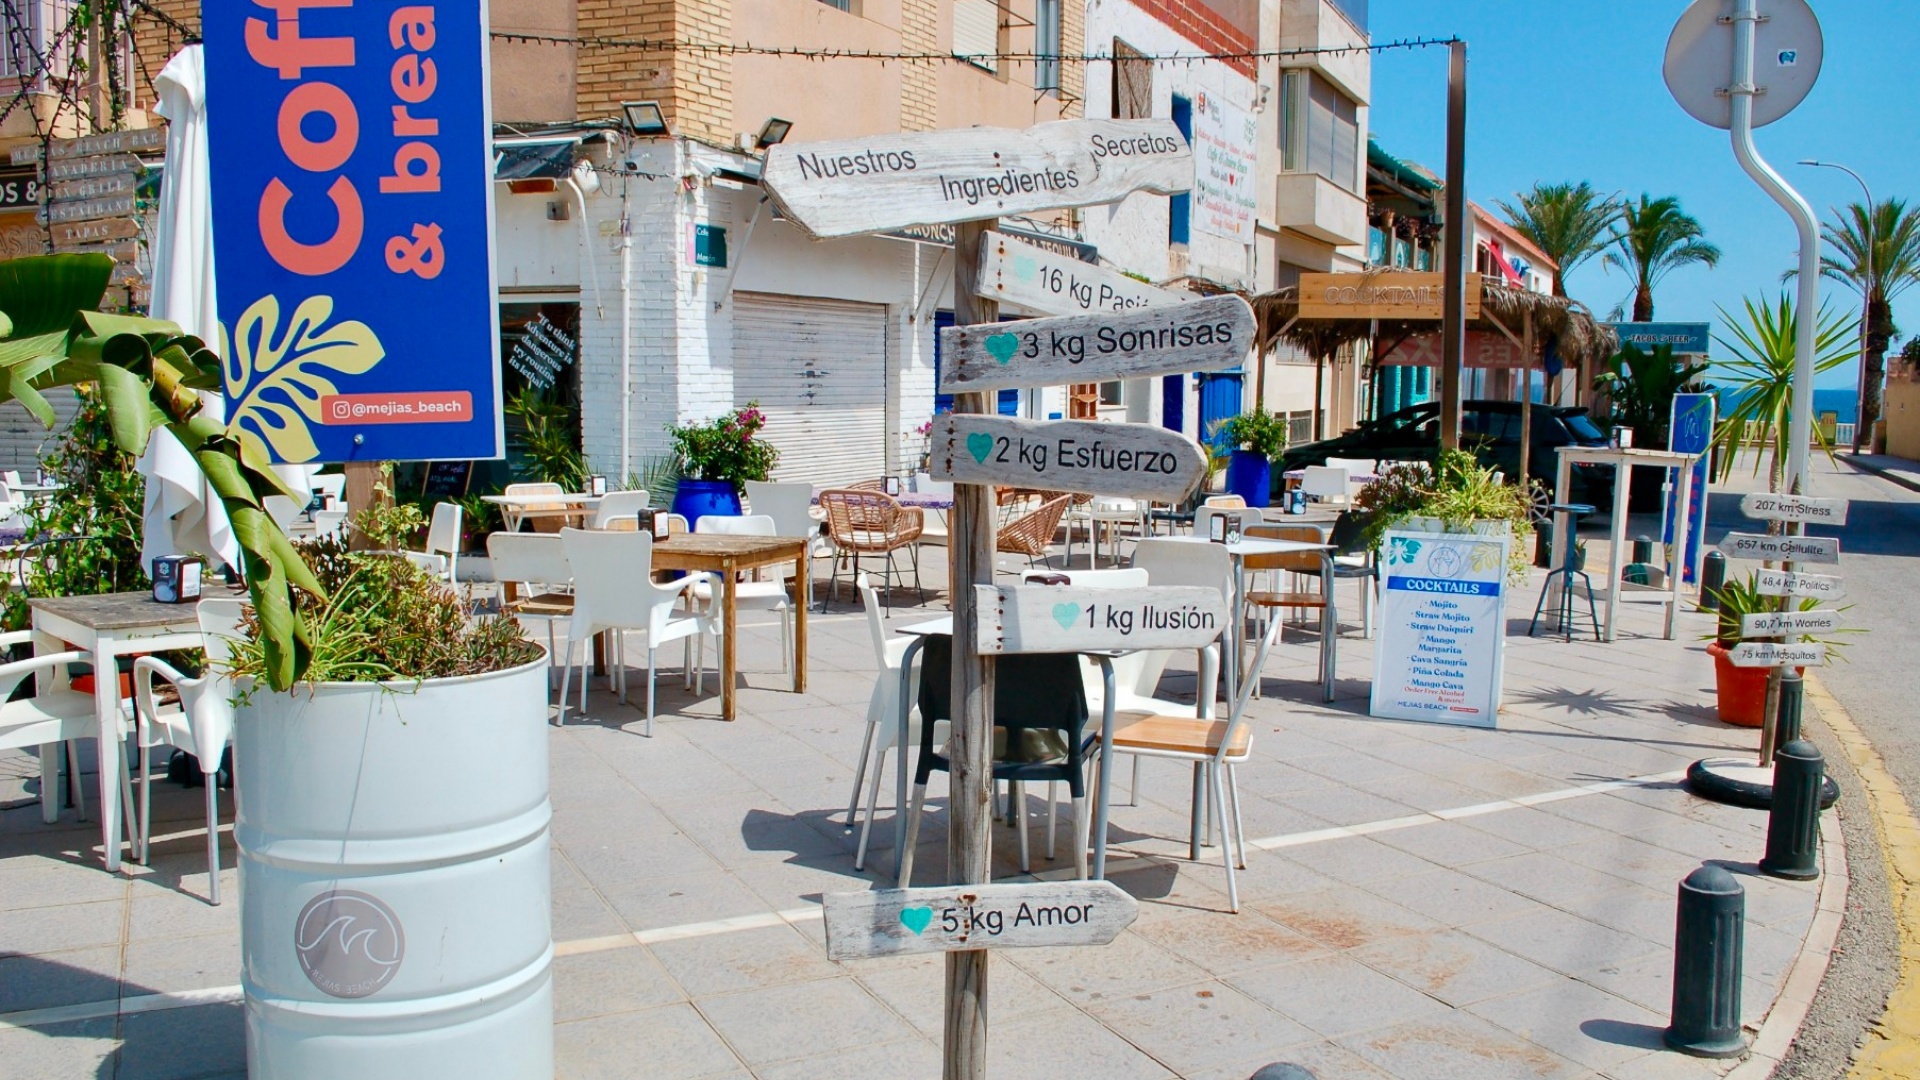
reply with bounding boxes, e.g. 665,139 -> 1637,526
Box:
668,403 -> 781,492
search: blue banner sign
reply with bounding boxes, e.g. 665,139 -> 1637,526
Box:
205,2 -> 502,463
1664,392 -> 1716,584
1607,322 -> 1712,355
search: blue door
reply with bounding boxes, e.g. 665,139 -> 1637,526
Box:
934,310 -> 1019,415
1161,374 -> 1185,433
1198,371 -> 1244,447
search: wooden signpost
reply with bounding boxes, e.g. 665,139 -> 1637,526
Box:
1741,609 -> 1842,636
935,294 -> 1254,395
1753,568 -> 1846,601
1717,532 -> 1840,565
976,230 -> 1185,316
930,413 -> 1207,502
822,881 -> 1138,962
972,584 -> 1227,655
1740,492 -> 1849,526
761,118 -> 1192,240
1729,642 -> 1827,668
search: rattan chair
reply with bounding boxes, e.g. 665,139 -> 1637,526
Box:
995,494 -> 1071,569
818,489 -> 923,613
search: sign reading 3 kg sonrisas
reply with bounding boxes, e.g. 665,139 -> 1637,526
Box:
938,294 -> 1252,395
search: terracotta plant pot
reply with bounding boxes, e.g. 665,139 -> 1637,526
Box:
1707,640 -> 1793,728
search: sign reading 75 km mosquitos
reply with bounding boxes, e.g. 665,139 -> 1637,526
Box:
760,119 -> 1191,239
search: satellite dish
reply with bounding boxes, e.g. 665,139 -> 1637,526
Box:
1664,0 -> 1823,129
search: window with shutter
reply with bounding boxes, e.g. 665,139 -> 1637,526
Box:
1111,39 -> 1151,120
953,0 -> 1000,72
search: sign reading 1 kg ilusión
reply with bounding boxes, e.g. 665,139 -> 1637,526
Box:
761,119 -> 1192,240
1717,532 -> 1840,564
973,585 -> 1226,654
932,413 -> 1207,502
937,294 -> 1253,395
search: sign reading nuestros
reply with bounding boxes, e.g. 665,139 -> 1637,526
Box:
937,294 -> 1252,394
932,414 -> 1207,502
762,119 -> 1192,239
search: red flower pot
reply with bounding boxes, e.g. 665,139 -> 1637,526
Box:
1707,641 -> 1802,728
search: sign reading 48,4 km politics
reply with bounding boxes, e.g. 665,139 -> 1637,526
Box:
204,2 -> 503,463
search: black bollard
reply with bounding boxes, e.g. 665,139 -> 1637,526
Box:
1535,518 -> 1555,568
1249,1066 -> 1317,1080
1666,864 -> 1747,1057
1699,550 -> 1727,612
1632,534 -> 1654,564
1774,673 -> 1804,751
1761,739 -> 1824,880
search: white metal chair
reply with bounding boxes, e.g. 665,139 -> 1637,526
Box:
0,631 -> 131,836
1069,496 -> 1147,568
847,574 -> 949,871
692,514 -> 795,673
130,597 -> 246,904
405,502 -> 462,582
557,528 -> 713,734
1300,466 -> 1352,507
487,532 -> 574,692
589,489 -> 651,530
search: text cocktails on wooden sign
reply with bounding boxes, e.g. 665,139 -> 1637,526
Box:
936,294 -> 1253,395
973,585 -> 1226,654
823,881 -> 1138,961
931,413 -> 1208,502
204,3 -> 503,464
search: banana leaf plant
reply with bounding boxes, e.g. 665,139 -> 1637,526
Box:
0,254 -> 321,690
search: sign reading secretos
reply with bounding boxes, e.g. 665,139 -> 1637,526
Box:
976,230 -> 1184,316
932,413 -> 1207,502
937,294 -> 1252,395
762,119 -> 1192,240
973,584 -> 1225,654
205,2 -> 503,463
823,881 -> 1137,961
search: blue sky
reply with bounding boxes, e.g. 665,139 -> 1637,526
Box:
1365,0 -> 1917,389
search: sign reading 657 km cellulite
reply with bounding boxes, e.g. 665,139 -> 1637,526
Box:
204,3 -> 503,463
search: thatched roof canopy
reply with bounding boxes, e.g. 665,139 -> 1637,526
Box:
1251,279 -> 1618,370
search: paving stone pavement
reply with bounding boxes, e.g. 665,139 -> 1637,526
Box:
0,540 -> 1832,1079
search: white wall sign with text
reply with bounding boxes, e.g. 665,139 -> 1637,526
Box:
823,881 -> 1138,961
936,294 -> 1253,395
1369,530 -> 1510,728
931,413 -> 1207,502
972,584 -> 1226,654
1191,91 -> 1256,244
976,231 -> 1185,316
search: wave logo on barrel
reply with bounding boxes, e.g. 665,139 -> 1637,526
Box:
294,890 -> 406,998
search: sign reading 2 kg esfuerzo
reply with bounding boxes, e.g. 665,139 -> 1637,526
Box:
932,413 -> 1207,502
204,1 -> 503,464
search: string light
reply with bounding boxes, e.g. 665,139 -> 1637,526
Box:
488,31 -> 1459,65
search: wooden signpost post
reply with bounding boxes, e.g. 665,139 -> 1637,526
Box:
1717,532 -> 1841,565
972,584 -> 1227,655
976,230 -> 1185,315
822,881 -> 1137,961
930,413 -> 1207,502
1729,641 -> 1827,668
935,293 -> 1253,394
1753,568 -> 1845,601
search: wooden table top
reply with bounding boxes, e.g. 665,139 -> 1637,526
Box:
28,587 -> 245,631
650,533 -> 806,570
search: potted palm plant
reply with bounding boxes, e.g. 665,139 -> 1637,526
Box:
0,254 -> 556,1077
1215,407 -> 1286,508
667,403 -> 780,520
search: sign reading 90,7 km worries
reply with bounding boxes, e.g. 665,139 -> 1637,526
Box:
932,413 -> 1207,502
760,119 -> 1192,240
937,294 -> 1253,395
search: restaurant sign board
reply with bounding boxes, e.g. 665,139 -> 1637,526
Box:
204,1 -> 503,463
1298,272 -> 1483,321
1370,529 -> 1509,728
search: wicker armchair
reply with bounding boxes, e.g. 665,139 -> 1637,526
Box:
819,489 -> 924,613
995,494 -> 1072,568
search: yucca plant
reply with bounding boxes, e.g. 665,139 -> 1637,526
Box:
1708,293 -> 1859,493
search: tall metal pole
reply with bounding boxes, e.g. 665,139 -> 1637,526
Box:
1439,40 -> 1469,452
943,219 -> 997,1080
1799,160 -> 1873,453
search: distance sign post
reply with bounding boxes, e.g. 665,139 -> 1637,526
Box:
976,230 -> 1184,316
823,881 -> 1137,961
931,413 -> 1207,503
936,294 -> 1253,394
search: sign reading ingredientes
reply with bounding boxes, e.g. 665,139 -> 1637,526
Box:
937,294 -> 1253,394
761,119 -> 1192,240
976,231 -> 1184,316
932,413 -> 1207,502
972,585 -> 1226,654
203,2 -> 503,464
823,881 -> 1137,961
1191,91 -> 1256,244
1370,530 -> 1509,728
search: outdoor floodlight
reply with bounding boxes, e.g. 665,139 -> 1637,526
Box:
756,117 -> 794,150
622,101 -> 670,137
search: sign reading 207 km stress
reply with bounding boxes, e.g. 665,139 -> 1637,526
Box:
203,2 -> 503,463
761,119 -> 1192,240
937,294 -> 1253,395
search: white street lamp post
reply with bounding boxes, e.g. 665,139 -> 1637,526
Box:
1799,159 -> 1874,453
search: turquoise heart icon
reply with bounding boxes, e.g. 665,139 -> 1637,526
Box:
899,906 -> 933,935
985,333 -> 1020,364
1011,255 -> 1037,282
1052,603 -> 1081,630
966,432 -> 993,464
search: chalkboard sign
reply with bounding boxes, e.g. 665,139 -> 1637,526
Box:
423,460 -> 474,498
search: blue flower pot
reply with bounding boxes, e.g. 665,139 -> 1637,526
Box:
670,479 -> 742,524
1223,450 -> 1272,508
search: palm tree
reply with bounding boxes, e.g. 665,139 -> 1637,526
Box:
1604,194 -> 1722,322
1708,293 -> 1859,493
1801,199 -> 1920,450
1495,182 -> 1620,298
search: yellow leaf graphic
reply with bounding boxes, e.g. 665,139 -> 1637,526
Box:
1469,543 -> 1500,573
223,294 -> 384,463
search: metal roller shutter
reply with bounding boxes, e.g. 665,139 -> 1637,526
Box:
733,293 -> 888,486
0,390 -> 79,473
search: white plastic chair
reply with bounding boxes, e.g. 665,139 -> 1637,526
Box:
1301,466 -> 1352,506
1194,505 -> 1264,541
311,473 -> 347,505
487,532 -> 574,691
131,598 -> 246,904
590,489 -> 651,530
847,574 -> 946,871
262,495 -> 301,532
743,480 -> 832,563
0,631 -> 132,838
310,509 -> 347,542
692,514 -> 794,673
405,502 -> 462,582
2,469 -> 22,487
557,528 -> 713,734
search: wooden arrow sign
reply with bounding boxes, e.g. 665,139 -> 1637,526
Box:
937,294 -> 1253,395
931,413 -> 1207,502
974,584 -> 1226,654
762,119 -> 1192,240
823,880 -> 1138,961
1729,642 -> 1826,668
1717,532 -> 1840,564
1740,493 -> 1849,525
977,230 -> 1186,316
1753,569 -> 1845,600
1741,609 -> 1842,636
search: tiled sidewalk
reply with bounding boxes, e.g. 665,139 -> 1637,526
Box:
0,552 -> 1830,1079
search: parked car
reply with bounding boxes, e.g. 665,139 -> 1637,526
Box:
1278,400 -> 1616,508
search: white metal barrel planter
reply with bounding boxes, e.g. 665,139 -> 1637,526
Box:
235,657 -> 553,1079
